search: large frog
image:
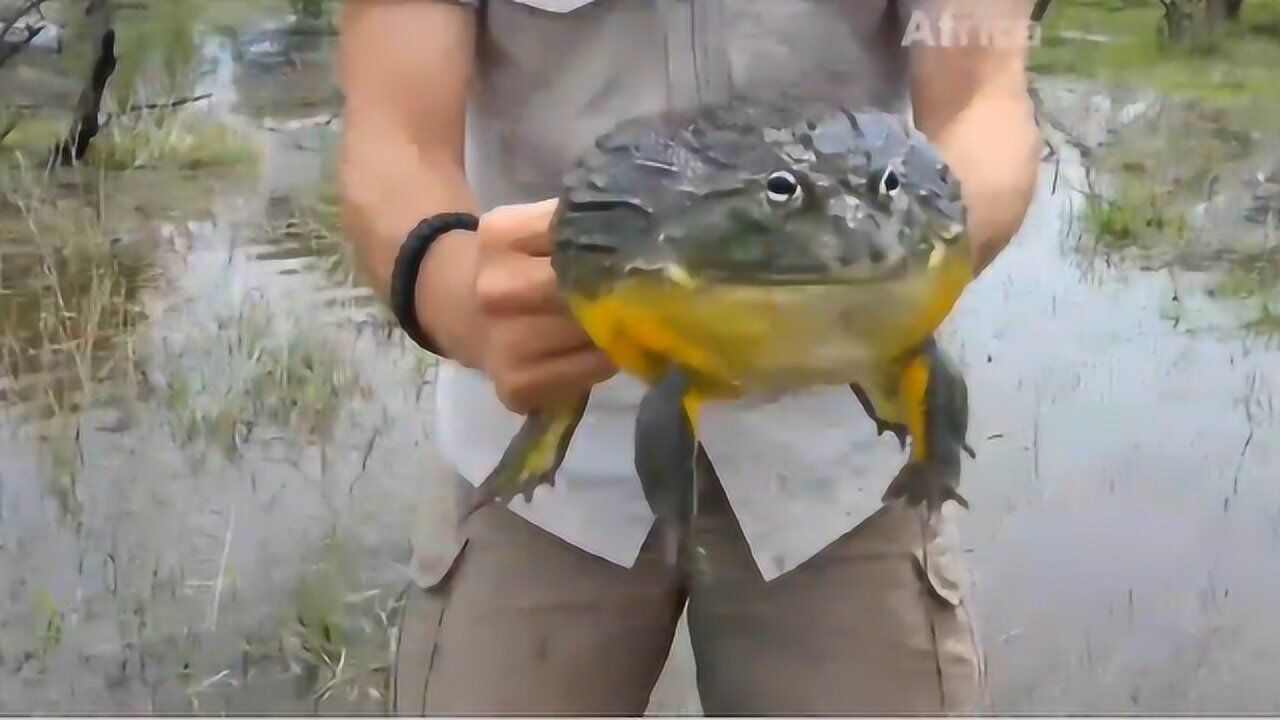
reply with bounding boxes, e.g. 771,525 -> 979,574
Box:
468,99 -> 976,559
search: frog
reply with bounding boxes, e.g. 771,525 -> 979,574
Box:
467,99 -> 976,565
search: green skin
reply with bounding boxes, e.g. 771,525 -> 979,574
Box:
469,100 -> 975,567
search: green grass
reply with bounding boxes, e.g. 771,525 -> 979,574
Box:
1243,306 -> 1280,337
1032,0 -> 1280,103
1213,255 -> 1280,300
1074,98 -> 1254,249
0,164 -> 159,519
159,299 -> 363,459
0,115 -> 70,159
1081,183 -> 1190,249
0,164 -> 154,417
278,534 -> 398,707
2,107 -> 258,175
92,113 -> 260,172
287,0 -> 338,35
23,588 -> 66,668
1213,250 -> 1280,336
267,183 -> 359,285
203,0 -> 296,29
110,0 -> 203,102
1081,186 -> 1161,248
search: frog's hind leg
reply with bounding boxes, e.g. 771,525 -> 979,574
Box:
634,370 -> 712,580
880,340 -> 975,515
464,394 -> 590,520
635,371 -> 695,568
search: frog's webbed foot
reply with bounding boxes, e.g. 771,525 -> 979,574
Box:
884,459 -> 969,515
879,341 -> 974,516
852,383 -> 910,450
464,394 -> 590,522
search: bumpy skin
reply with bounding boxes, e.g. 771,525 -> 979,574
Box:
469,100 -> 975,535
554,101 -> 966,298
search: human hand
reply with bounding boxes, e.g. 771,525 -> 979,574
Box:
472,199 -> 617,414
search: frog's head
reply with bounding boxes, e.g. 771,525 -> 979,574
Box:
552,103 -> 969,296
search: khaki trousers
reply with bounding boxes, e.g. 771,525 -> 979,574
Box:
391,467 -> 985,716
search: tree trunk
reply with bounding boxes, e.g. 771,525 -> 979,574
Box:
50,0 -> 116,166
1206,0 -> 1244,24
1206,0 -> 1229,24
1160,0 -> 1196,42
1031,0 -> 1054,23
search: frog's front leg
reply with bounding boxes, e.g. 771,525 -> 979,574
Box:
465,394 -> 591,520
861,339 -> 975,515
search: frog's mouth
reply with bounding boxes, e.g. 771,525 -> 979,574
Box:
558,228 -> 964,297
617,256 -> 914,289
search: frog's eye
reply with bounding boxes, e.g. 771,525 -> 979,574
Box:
879,168 -> 902,196
766,170 -> 802,204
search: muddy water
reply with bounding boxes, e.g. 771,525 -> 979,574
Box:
1,27 -> 433,714
943,142 -> 1280,713
2,21 -> 1280,717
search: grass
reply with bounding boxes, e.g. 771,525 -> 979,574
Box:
1212,246 -> 1280,336
21,588 -> 66,670
3,0 -> 261,173
1,109 -> 259,174
278,535 -> 399,708
109,0 -> 203,103
1243,307 -> 1280,336
266,183 -> 358,285
287,0 -> 338,35
0,162 -> 154,419
1081,177 -> 1190,249
1073,99 -> 1256,250
0,3 -> 403,713
0,115 -> 68,158
0,162 -> 157,525
158,298 -> 363,460
1034,3 -> 1280,335
92,111 -> 260,173
1212,252 -> 1280,300
204,0 -> 296,30
1032,0 -> 1280,103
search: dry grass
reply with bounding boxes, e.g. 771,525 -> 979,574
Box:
92,111 -> 260,173
155,296 -> 364,460
0,160 -> 153,420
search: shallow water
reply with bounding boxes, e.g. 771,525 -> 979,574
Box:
941,145 -> 1280,714
2,12 -> 1280,715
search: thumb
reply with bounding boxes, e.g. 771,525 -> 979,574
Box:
483,198 -> 560,257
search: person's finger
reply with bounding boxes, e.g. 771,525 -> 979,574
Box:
498,315 -> 600,361
499,349 -> 617,412
474,255 -> 564,317
507,198 -> 560,256
480,198 -> 558,256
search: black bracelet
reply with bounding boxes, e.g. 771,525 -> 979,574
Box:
391,212 -> 480,355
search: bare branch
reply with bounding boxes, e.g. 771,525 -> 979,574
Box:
98,93 -> 215,131
0,24 -> 43,67
0,0 -> 51,70
0,113 -> 21,145
1,0 -> 50,35
117,92 -> 213,117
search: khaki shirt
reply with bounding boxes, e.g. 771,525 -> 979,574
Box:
432,0 -> 938,582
